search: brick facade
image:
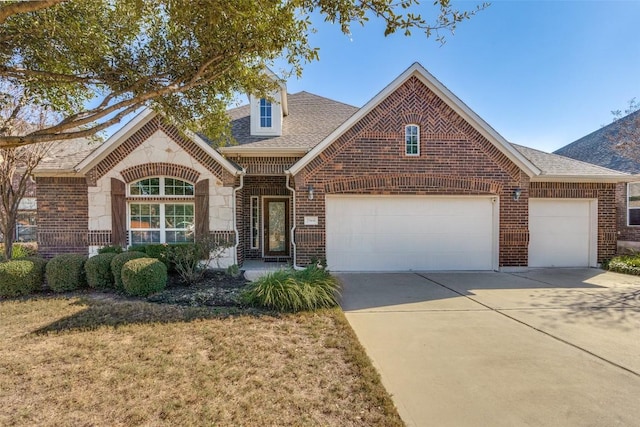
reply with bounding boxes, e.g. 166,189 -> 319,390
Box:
291,76 -> 529,266
36,177 -> 89,258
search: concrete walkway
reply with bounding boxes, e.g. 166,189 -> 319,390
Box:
338,269 -> 640,427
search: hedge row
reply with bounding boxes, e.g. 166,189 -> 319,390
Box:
0,249 -> 168,298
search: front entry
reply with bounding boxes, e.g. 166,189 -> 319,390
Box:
263,197 -> 290,257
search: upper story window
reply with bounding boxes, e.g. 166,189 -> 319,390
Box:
260,98 -> 272,128
405,124 -> 420,156
129,177 -> 194,197
628,182 -> 640,226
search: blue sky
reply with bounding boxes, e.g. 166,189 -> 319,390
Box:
279,0 -> 640,153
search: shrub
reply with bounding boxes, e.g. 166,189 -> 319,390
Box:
85,253 -> 118,289
241,265 -> 341,312
0,258 -> 46,297
111,251 -> 147,290
0,243 -> 39,260
97,245 -> 123,254
607,255 -> 640,276
144,244 -> 169,264
121,257 -> 167,296
45,254 -> 87,292
127,245 -> 147,253
167,237 -> 233,285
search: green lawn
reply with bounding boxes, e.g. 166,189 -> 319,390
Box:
0,294 -> 403,426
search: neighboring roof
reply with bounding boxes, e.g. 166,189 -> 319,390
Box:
33,137 -> 100,175
512,144 -> 630,182
219,91 -> 358,155
554,109 -> 640,174
288,62 -> 541,177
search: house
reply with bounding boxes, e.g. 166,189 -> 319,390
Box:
32,63 -> 631,270
555,110 -> 640,252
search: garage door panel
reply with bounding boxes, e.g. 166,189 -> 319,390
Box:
529,199 -> 595,268
326,196 -> 495,271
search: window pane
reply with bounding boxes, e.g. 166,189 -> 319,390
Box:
131,230 -> 160,245
166,231 -> 194,243
165,178 -> 194,196
130,178 -> 160,196
130,204 -> 160,229
16,212 -> 37,242
630,209 -> 640,226
629,183 -> 640,208
405,125 -> 419,155
260,98 -> 272,128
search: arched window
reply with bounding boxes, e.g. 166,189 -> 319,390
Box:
127,177 -> 195,245
405,124 -> 420,156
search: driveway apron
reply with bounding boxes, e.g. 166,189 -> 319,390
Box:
338,269 -> 640,427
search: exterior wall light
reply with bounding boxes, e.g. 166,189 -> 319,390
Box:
513,188 -> 522,201
308,185 -> 314,200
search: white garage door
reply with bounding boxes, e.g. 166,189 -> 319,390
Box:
325,195 -> 497,271
529,199 -> 597,267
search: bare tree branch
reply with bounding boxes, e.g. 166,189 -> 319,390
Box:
0,0 -> 67,25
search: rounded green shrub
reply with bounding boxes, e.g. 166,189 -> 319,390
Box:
97,245 -> 123,254
45,254 -> 87,292
111,251 -> 147,290
0,258 -> 46,297
121,257 -> 167,297
85,253 -> 118,289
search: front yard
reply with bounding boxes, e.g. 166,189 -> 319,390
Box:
0,294 -> 403,426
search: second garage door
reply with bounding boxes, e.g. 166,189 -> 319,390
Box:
529,199 -> 597,267
325,195 -> 497,271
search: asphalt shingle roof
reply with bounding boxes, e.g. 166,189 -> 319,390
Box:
512,143 -> 628,177
554,109 -> 640,174
36,137 -> 101,171
226,91 -> 359,150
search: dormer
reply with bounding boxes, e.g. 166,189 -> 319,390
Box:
249,70 -> 288,137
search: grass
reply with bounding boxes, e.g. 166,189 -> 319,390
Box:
0,294 -> 403,426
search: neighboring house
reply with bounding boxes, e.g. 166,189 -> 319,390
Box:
555,110 -> 640,252
32,63 -> 630,270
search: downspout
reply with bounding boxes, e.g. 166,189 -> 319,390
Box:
232,168 -> 246,266
285,171 -> 301,269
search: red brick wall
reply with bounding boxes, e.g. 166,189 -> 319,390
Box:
292,76 -> 618,267
615,182 -> 640,249
36,177 -> 89,258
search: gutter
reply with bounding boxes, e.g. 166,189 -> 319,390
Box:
232,168 -> 246,266
285,171 -> 301,269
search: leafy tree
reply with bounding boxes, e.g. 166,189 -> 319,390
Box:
0,0 -> 487,148
0,81 -> 53,259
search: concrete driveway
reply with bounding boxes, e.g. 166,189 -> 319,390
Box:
338,269 -> 640,426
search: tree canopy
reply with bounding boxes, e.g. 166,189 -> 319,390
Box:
0,0 -> 487,148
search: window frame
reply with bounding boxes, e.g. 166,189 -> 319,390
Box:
259,98 -> 273,128
126,176 -> 196,245
628,182 -> 640,226
405,124 -> 420,156
250,196 -> 260,249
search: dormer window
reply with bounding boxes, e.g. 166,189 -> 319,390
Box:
260,98 -> 272,128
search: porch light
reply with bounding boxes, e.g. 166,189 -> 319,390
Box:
308,185 -> 314,200
513,188 -> 522,201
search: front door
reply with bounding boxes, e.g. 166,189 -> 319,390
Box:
263,197 -> 290,257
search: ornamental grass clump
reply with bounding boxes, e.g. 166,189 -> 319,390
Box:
607,254 -> 640,276
121,258 -> 167,297
45,254 -> 87,292
242,265 -> 341,312
85,253 -> 118,289
0,258 -> 46,297
111,251 -> 147,290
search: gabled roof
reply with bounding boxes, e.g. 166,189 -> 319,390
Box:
75,108 -> 241,176
554,109 -> 640,174
219,91 -> 359,156
33,137 -> 101,176
512,144 -> 630,182
288,62 -> 541,176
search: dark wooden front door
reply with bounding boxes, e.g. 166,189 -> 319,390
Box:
264,198 -> 290,257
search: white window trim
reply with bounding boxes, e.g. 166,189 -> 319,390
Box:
250,196 -> 260,249
405,124 -> 420,156
127,176 -> 194,198
628,182 -> 640,226
259,98 -> 273,129
127,202 -> 195,245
